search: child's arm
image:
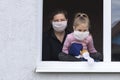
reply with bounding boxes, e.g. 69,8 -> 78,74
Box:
62,35 -> 71,54
87,35 -> 97,53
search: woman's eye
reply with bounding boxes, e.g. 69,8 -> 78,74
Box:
61,19 -> 66,21
53,19 -> 66,22
53,20 -> 58,22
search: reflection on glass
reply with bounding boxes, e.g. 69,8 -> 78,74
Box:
112,21 -> 120,61
112,0 -> 120,61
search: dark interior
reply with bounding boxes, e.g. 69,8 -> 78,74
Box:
42,0 -> 103,59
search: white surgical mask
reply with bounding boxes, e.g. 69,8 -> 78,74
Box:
73,31 -> 89,41
52,21 -> 67,32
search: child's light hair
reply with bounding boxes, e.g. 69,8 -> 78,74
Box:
73,12 -> 90,28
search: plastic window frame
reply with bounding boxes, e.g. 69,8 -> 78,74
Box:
36,0 -> 120,73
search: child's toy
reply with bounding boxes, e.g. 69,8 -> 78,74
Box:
68,43 -> 94,64
80,50 -> 94,64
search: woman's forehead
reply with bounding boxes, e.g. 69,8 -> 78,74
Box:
53,14 -> 65,18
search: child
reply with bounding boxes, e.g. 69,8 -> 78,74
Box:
62,12 -> 98,63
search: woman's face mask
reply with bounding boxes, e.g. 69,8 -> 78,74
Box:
52,21 -> 67,32
73,31 -> 89,41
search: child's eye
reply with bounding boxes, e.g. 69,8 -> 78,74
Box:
82,14 -> 87,17
84,30 -> 87,32
78,30 -> 82,32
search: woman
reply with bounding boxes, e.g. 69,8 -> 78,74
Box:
42,10 -> 84,61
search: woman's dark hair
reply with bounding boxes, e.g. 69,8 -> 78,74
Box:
50,9 -> 68,20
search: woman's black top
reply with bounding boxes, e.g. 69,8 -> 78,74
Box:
42,29 -> 70,61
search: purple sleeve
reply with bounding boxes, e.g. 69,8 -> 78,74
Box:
62,35 -> 71,54
87,35 -> 97,53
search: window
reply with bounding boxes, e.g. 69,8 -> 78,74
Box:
42,0 -> 103,61
36,0 -> 120,72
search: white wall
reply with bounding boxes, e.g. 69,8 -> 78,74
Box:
0,0 -> 120,80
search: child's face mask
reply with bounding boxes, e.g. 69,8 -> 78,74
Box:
73,31 -> 89,41
52,21 -> 67,32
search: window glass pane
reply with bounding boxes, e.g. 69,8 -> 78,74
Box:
112,0 -> 120,61
42,0 -> 103,62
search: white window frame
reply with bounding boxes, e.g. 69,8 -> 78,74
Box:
36,0 -> 120,72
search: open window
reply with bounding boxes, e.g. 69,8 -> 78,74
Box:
36,0 -> 120,72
